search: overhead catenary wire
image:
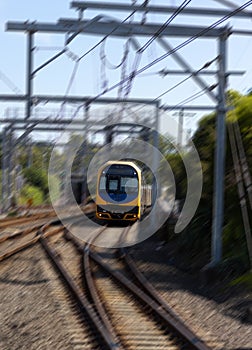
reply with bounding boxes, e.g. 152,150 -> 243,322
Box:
55,60 -> 80,121
234,36 -> 252,92
162,84 -> 218,112
99,0 -> 137,83
53,47 -> 81,120
58,1 -> 252,124
77,10 -> 139,62
115,0 -> 192,101
212,0 -> 251,13
55,4 -> 142,121
56,7 -> 140,119
114,0 -> 192,124
100,40 -> 130,70
0,69 -> 22,95
117,40 -> 131,99
86,1 -> 252,105
141,0 -> 150,25
137,1 -> 252,72
156,57 -> 219,103
115,0 -> 139,119
99,0 -> 140,119
131,56 -> 219,115
139,0 -> 192,53
112,0 -> 192,119
104,0 -> 139,95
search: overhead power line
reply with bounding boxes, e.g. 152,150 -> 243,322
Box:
87,0 -> 252,105
212,0 -> 250,12
155,57 -> 219,104
131,56 -> 219,115
77,12 -> 138,62
139,0 -> 192,53
55,5 -> 141,120
116,0 -> 192,102
0,70 -> 22,95
163,86 -> 217,113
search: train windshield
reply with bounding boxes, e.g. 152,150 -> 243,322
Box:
99,164 -> 139,202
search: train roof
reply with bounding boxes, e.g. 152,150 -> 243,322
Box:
98,160 -> 142,173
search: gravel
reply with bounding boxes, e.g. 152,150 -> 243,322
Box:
0,245 -> 83,350
130,238 -> 252,350
0,237 -> 251,350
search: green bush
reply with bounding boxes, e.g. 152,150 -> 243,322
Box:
230,271 -> 252,290
47,174 -> 61,203
19,185 -> 44,205
23,166 -> 48,195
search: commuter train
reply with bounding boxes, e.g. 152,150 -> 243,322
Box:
96,160 -> 153,221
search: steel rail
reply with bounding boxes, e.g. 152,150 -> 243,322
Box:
67,224 -> 212,348
0,222 -> 62,262
0,235 -> 39,262
122,248 -> 212,344
0,211 -> 56,229
0,223 -> 51,243
82,225 -> 122,349
39,229 -> 120,350
90,251 -> 213,350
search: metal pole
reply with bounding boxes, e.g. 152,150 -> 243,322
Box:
151,101 -> 160,230
9,125 -> 16,209
82,103 -> 89,202
177,108 -> 184,147
24,31 -> 34,169
173,109 -> 195,147
26,31 -> 34,121
6,128 -> 11,201
1,127 -> 7,212
211,29 -> 228,265
4,125 -> 15,210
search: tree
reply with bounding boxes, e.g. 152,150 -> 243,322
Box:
0,132 -> 3,165
23,166 -> 49,198
182,90 -> 252,272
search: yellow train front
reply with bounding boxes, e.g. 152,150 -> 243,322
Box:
96,160 -> 151,221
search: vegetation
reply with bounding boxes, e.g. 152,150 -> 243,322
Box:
19,184 -> 44,206
17,144 -> 51,205
230,271 -> 252,289
0,132 -> 2,166
23,166 -> 49,195
165,90 -> 252,281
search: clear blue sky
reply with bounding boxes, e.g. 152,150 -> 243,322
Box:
0,0 -> 252,140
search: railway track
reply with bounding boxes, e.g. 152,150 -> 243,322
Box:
0,213 -> 219,349
0,210 -> 59,262
89,251 -> 212,349
39,223 -> 120,349
53,224 -> 213,350
0,210 -> 56,229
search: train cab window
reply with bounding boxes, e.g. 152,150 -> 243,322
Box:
99,175 -> 106,192
108,179 -> 119,191
122,177 -> 138,193
98,163 -> 139,203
